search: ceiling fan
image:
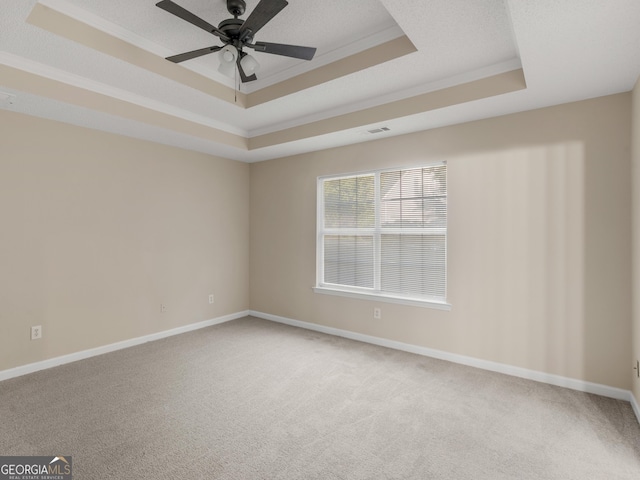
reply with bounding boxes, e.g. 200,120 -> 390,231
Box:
156,0 -> 317,82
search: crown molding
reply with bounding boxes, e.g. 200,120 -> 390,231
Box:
249,58 -> 523,137
38,0 -> 233,87
0,51 -> 247,137
243,23 -> 405,92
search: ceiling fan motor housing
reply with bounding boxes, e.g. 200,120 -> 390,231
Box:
218,18 -> 245,39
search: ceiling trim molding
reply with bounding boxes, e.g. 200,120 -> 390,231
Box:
248,68 -> 527,150
0,56 -> 247,150
246,35 -> 417,108
0,51 -> 247,137
243,24 -> 406,92
28,0 -> 415,108
37,0 -> 233,87
250,58 -> 523,137
0,50 -> 525,153
27,1 -> 246,107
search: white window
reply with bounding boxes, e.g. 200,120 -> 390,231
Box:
315,163 -> 449,309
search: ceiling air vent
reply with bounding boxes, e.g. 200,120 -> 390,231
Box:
366,127 -> 390,134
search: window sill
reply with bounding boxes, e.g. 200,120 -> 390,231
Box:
313,286 -> 452,311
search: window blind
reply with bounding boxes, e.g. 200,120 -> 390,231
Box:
318,164 -> 447,303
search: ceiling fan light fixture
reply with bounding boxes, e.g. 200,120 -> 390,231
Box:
240,54 -> 260,75
219,44 -> 237,64
218,45 -> 238,77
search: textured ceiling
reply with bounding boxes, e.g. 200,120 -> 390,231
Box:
0,0 -> 639,162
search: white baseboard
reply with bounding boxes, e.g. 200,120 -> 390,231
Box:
631,392 -> 640,425
4,308 -> 638,427
250,310 -> 634,404
0,310 -> 250,382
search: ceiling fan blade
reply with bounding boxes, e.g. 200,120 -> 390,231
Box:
239,0 -> 288,39
236,52 -> 258,83
251,41 -> 316,60
156,0 -> 228,40
166,45 -> 222,63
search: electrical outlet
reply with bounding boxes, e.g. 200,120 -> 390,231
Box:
161,304 -> 167,313
373,307 -> 381,319
209,294 -> 215,304
31,325 -> 42,340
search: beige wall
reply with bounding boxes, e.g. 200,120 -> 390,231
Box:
1,92 -> 634,393
632,77 -> 640,402
250,93 -> 632,390
0,110 -> 250,372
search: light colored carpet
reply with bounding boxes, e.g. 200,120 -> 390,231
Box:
1,316 -> 639,479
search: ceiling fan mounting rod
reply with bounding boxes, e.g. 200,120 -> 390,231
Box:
226,0 -> 246,17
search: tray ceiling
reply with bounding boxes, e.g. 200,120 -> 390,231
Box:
1,0 -> 639,162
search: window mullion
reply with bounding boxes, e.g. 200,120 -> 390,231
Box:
317,178 -> 324,286
374,172 -> 381,292
322,228 -> 376,235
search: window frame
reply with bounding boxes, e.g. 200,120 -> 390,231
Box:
314,162 -> 451,311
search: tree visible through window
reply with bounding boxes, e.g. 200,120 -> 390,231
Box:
317,164 -> 447,304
